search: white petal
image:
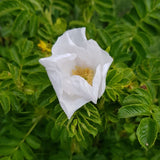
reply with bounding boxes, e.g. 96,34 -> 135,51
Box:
98,62 -> 113,98
67,27 -> 87,47
51,28 -> 87,55
91,65 -> 102,103
64,75 -> 93,100
71,39 -> 112,71
39,53 -> 77,77
60,92 -> 90,119
39,53 -> 77,99
39,59 -> 63,99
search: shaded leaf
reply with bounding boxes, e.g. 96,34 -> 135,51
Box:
137,118 -> 158,149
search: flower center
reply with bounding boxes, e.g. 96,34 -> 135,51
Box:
72,66 -> 94,85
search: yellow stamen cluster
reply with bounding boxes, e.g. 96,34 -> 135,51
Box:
38,40 -> 51,52
72,66 -> 94,85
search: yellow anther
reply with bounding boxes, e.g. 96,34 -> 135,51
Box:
72,66 -> 94,85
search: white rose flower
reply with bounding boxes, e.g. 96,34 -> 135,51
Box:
39,27 -> 113,119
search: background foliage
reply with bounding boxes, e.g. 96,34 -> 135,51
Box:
0,0 -> 160,159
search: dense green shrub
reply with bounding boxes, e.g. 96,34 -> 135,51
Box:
0,0 -> 160,159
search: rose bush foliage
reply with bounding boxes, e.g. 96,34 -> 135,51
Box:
0,0 -> 160,160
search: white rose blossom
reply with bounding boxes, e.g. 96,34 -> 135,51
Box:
39,28 -> 113,119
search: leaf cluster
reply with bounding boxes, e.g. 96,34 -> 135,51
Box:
0,0 -> 160,159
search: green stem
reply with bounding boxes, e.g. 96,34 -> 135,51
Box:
15,116 -> 41,151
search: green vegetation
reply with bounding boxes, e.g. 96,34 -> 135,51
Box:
0,0 -> 160,159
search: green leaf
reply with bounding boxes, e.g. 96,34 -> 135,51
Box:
0,0 -> 22,17
10,47 -> 22,66
51,125 -> 63,142
29,15 -> 38,37
132,38 -> 147,58
118,104 -> 150,118
0,71 -> 12,80
78,118 -> 97,137
0,94 -> 10,114
0,58 -> 8,72
105,88 -> 118,101
0,137 -> 19,146
12,150 -> 24,160
21,39 -> 34,57
137,118 -> 158,149
97,29 -> 111,48
144,0 -> 154,11
107,71 -> 123,86
0,146 -> 14,156
0,157 -> 11,160
23,55 -> 39,66
12,11 -> 29,35
38,86 -> 57,107
133,0 -> 146,18
123,94 -> 150,106
152,106 -> 160,129
55,111 -> 68,128
26,136 -> 41,149
28,0 -> 42,11
52,0 -> 71,15
134,88 -> 152,104
20,143 -> 35,160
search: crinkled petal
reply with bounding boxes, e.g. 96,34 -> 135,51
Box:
98,62 -> 113,98
39,53 -> 77,98
39,59 -> 63,99
60,92 -> 90,119
64,75 -> 93,100
92,64 -> 102,103
52,28 -> 87,55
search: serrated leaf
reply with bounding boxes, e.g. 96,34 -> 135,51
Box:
134,88 -> 152,104
79,114 -> 98,137
118,104 -> 150,118
84,103 -> 101,124
106,69 -> 122,86
105,88 -> 118,101
137,118 -> 158,149
123,94 -> 150,106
